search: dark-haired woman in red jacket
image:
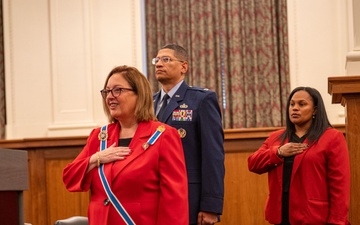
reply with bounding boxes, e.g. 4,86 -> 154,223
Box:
248,87 -> 350,225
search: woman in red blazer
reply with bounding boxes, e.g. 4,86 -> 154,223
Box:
248,87 -> 350,225
63,66 -> 188,225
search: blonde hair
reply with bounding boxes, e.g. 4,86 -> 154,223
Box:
102,65 -> 156,123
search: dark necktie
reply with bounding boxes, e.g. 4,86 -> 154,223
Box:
157,94 -> 170,120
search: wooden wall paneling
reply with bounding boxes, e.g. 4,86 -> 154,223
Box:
46,158 -> 89,224
218,152 -> 270,225
45,147 -> 89,224
329,76 -> 360,224
23,146 -> 88,225
24,150 -> 47,225
343,95 -> 360,223
0,126 -> 346,225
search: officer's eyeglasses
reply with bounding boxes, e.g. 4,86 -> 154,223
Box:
152,56 -> 184,65
100,87 -> 133,99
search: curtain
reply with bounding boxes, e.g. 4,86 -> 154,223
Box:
145,0 -> 290,129
0,1 -> 5,139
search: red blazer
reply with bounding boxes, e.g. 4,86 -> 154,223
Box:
248,128 -> 350,225
63,121 -> 189,225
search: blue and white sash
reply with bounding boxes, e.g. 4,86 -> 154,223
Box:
98,125 -> 135,225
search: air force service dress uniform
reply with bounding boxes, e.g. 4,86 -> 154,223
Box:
154,81 -> 225,224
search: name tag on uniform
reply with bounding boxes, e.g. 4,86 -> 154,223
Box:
172,110 -> 193,121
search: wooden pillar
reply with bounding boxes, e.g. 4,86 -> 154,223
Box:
328,75 -> 360,224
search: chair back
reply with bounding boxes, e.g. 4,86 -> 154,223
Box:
54,216 -> 88,225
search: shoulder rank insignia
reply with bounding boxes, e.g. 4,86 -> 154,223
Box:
98,129 -> 108,141
143,125 -> 166,150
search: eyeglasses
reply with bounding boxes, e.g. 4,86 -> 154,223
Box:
152,56 -> 184,65
100,87 -> 133,99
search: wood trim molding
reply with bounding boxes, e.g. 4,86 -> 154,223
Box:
0,125 -> 345,151
328,75 -> 360,105
0,136 -> 87,149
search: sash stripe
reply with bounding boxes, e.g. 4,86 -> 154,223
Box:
98,125 -> 135,225
148,129 -> 162,144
